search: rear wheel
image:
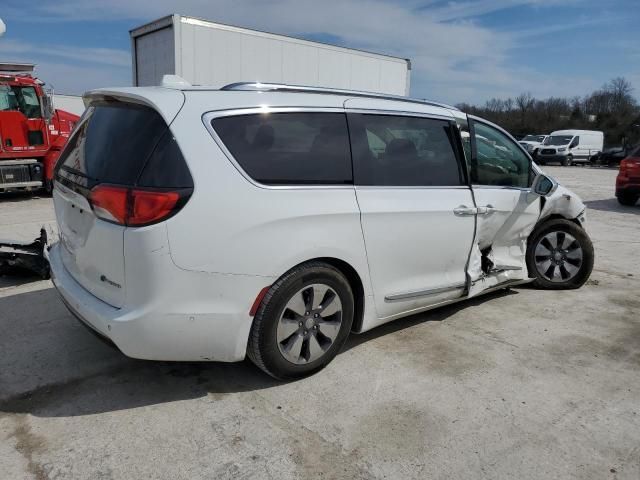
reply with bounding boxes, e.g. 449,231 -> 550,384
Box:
617,193 -> 639,206
247,262 -> 354,380
526,219 -> 594,289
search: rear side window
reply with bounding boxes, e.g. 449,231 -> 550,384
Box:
348,114 -> 464,186
56,101 -> 192,189
211,112 -> 352,185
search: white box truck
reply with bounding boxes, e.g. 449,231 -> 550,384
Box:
130,14 -> 411,96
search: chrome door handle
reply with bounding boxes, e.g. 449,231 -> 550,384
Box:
477,204 -> 497,215
453,205 -> 477,216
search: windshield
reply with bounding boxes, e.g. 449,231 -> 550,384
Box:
522,135 -> 545,142
0,85 -> 42,118
544,135 -> 573,146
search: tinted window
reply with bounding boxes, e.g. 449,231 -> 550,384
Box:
58,102 -> 167,184
471,121 -> 530,188
137,132 -> 193,188
211,113 -> 352,185
349,114 -> 463,186
56,101 -> 191,190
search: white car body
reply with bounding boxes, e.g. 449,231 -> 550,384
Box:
49,82 -> 587,362
537,129 -> 604,165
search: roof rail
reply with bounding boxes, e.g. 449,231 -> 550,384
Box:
220,82 -> 458,111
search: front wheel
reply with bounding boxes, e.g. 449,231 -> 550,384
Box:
526,219 -> 594,289
562,155 -> 573,166
247,262 -> 354,380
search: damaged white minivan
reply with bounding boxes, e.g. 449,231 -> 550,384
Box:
49,81 -> 594,379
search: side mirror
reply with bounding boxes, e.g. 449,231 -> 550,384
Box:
532,173 -> 557,197
42,93 -> 54,121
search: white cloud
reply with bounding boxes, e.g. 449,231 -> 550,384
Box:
1,0 -> 634,103
0,39 -> 130,67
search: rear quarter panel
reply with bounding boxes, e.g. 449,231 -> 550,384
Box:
164,93 -> 374,299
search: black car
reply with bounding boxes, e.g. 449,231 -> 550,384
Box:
590,145 -> 638,167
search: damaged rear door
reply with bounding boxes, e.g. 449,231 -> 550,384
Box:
461,116 -> 542,296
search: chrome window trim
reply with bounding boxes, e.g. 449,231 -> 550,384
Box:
203,106 -> 462,190
356,185 -> 470,190
344,107 -> 453,122
385,282 -> 466,302
202,107 -> 353,191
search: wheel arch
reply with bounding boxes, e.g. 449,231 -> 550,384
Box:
534,213 -> 582,235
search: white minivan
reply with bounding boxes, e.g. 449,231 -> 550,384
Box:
537,129 -> 604,166
49,81 -> 594,379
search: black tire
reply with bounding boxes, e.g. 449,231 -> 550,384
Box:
247,262 -> 354,380
562,155 -> 573,166
526,219 -> 594,290
617,194 -> 638,206
43,179 -> 53,196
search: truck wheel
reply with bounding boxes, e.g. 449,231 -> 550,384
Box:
526,219 -> 594,290
562,155 -> 573,166
247,262 -> 354,380
43,179 -> 53,196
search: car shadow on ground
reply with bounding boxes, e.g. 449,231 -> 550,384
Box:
583,198 -> 639,214
0,284 -> 516,418
0,191 -> 47,203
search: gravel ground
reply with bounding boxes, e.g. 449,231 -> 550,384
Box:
0,166 -> 638,480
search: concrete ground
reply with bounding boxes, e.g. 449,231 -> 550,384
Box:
0,166 -> 638,480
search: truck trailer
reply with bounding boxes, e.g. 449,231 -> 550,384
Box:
130,14 -> 411,96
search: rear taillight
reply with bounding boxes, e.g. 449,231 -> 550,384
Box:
129,190 -> 180,226
619,158 -> 640,176
90,185 -> 128,224
89,185 -> 189,227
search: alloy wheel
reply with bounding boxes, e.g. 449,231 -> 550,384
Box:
276,284 -> 343,364
534,231 -> 583,282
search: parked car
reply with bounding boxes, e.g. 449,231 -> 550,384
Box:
48,81 -> 594,379
590,144 -> 637,167
519,134 -> 549,157
616,145 -> 640,205
537,129 -> 604,166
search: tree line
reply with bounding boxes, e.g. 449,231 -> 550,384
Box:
455,78 -> 640,147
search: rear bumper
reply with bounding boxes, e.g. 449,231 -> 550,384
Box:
616,184 -> 640,196
49,242 -> 273,362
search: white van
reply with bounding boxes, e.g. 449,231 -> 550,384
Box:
48,82 -> 594,379
537,130 -> 604,166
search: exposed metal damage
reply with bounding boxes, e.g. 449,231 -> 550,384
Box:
0,228 -> 50,279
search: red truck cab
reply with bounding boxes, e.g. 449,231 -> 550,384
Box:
0,63 -> 80,193
616,145 -> 640,206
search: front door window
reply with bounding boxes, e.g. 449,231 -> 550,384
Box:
471,121 -> 531,188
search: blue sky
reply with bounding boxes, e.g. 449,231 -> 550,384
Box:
0,0 -> 638,104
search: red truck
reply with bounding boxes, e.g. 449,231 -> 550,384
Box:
0,63 -> 80,194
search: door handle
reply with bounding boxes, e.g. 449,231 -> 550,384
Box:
477,204 -> 497,215
453,205 -> 477,216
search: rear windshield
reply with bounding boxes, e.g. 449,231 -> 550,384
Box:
55,101 -> 192,189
